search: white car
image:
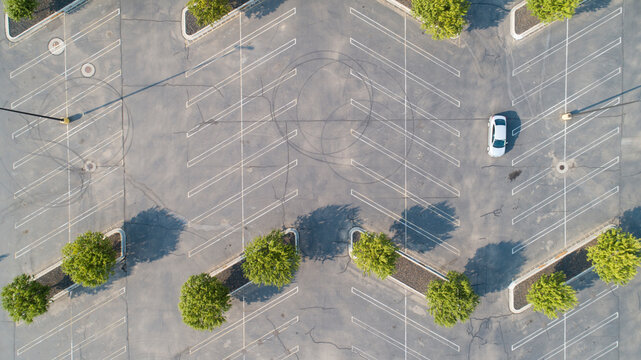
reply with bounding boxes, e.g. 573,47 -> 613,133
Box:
487,115 -> 507,158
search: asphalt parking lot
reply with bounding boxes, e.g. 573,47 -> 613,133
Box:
1,0 -> 641,358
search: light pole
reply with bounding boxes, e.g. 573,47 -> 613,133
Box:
0,107 -> 69,124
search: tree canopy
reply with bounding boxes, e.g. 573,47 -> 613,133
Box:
61,231 -> 117,288
1,274 -> 50,324
411,0 -> 470,40
179,273 -> 231,331
187,0 -> 232,27
526,0 -> 580,23
527,272 -> 577,319
3,0 -> 39,22
351,231 -> 399,280
425,271 -> 479,327
242,230 -> 300,288
587,228 -> 641,286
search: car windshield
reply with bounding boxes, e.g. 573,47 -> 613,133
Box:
494,118 -> 506,126
493,139 -> 505,148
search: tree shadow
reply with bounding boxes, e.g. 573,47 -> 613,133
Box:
234,283 -> 282,304
122,207 -> 186,268
568,267 -> 598,292
620,207 -> 641,238
294,205 -> 361,262
466,1 -> 510,31
0,254 -> 7,262
389,203 -> 457,253
243,0 -> 286,19
498,110 -> 521,153
576,0 -> 612,15
464,241 -> 525,296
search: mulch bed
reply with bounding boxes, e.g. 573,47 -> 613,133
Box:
513,238 -> 597,310
214,259 -> 249,293
35,266 -> 74,300
391,254 -> 440,295
283,231 -> 296,248
185,0 -> 245,36
7,0 -> 75,38
515,4 -> 541,36
108,232 -> 122,257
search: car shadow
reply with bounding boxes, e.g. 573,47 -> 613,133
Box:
498,110 -> 521,153
464,241 -> 525,296
389,203 -> 457,254
466,0 -> 510,31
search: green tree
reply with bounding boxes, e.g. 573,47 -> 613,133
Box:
179,273 -> 231,331
526,0 -> 580,23
186,0 -> 231,27
1,274 -> 49,324
242,230 -> 300,288
61,231 -> 117,288
527,272 -> 577,319
351,232 -> 399,280
425,271 -> 479,327
587,228 -> 641,286
3,0 -> 38,21
411,0 -> 470,40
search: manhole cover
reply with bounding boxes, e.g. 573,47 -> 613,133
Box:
84,160 -> 97,172
557,162 -> 568,174
48,38 -> 65,55
81,63 -> 95,77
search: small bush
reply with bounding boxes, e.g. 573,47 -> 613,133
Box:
352,231 -> 399,280
242,230 -> 300,288
587,228 -> 641,286
425,271 -> 479,327
3,0 -> 38,21
61,231 -> 117,288
526,0 -> 580,23
527,272 -> 577,319
412,0 -> 470,40
187,0 -> 232,27
1,274 -> 49,324
179,274 -> 231,331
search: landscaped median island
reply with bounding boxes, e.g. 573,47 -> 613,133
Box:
1,229 -> 126,324
349,227 -> 478,327
3,0 -> 83,41
179,228 -> 300,331
182,0 -> 256,41
510,0 -> 580,40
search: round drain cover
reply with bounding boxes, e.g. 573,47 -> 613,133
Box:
84,160 -> 97,172
81,63 -> 95,77
48,38 -> 65,55
557,162 -> 568,174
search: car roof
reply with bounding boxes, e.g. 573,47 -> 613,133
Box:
494,122 -> 506,141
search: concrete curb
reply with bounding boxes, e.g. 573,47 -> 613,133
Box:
510,1 -> 547,40
5,0 -> 86,43
507,224 -> 615,314
181,0 -> 258,42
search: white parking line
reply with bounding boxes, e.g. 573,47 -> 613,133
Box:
17,288 -> 126,355
191,160 -> 297,223
352,345 -> 379,360
186,39 -> 296,108
352,316 -> 431,360
224,316 -> 299,360
276,346 -> 300,360
351,189 -> 461,255
511,284 -> 618,351
188,99 -> 296,167
352,288 -> 459,351
511,98 -> 618,165
189,287 -> 299,354
512,7 -> 622,76
351,129 -> 460,196
10,9 -> 121,78
349,8 -> 460,77
567,127 -> 619,159
352,160 -> 459,226
102,346 -> 127,360
15,190 -> 124,258
188,189 -> 298,257
350,38 -> 460,107
512,186 -> 619,253
512,157 -> 619,224
50,316 -> 126,360
586,341 -> 618,360
512,38 -> 621,106
187,130 -> 296,198
512,68 -> 621,136
351,99 -> 460,166
512,168 -> 550,196
350,70 -> 459,137
12,40 -> 121,109
186,68 -> 296,138
536,313 -> 619,360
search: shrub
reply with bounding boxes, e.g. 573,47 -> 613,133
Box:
3,0 -> 38,21
186,0 -> 231,27
179,274 -> 231,331
351,231 -> 399,280
425,271 -> 479,327
412,0 -> 470,40
61,231 -> 117,288
526,0 -> 580,23
587,228 -> 641,286
1,274 -> 49,324
527,272 -> 577,319
242,230 -> 300,288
